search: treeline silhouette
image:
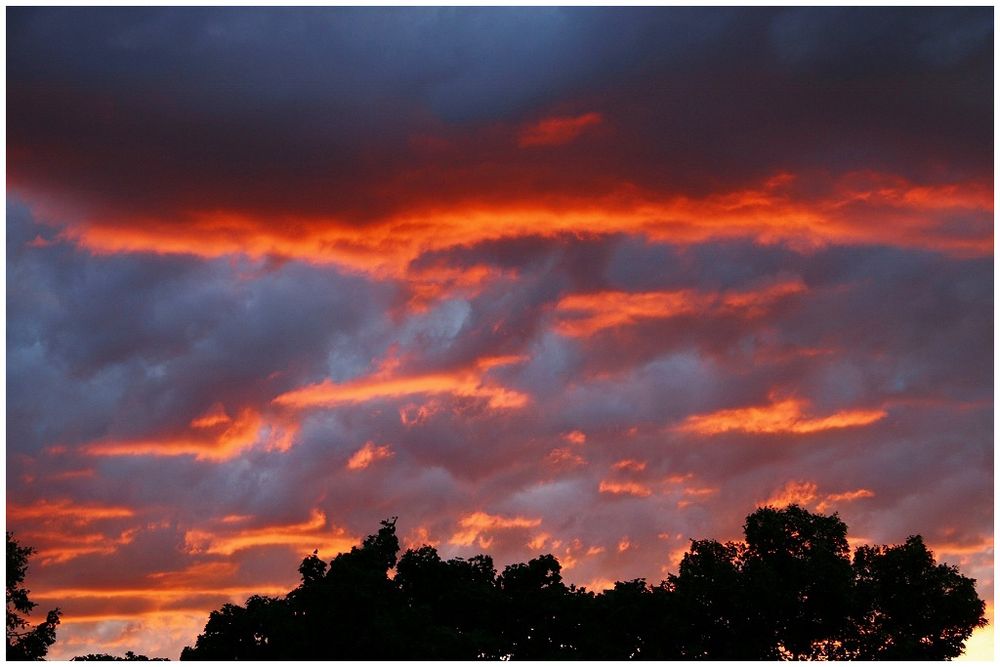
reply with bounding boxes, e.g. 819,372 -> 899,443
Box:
179,505 -> 986,660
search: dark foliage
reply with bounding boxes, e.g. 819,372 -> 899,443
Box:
180,506 -> 986,661
7,532 -> 61,661
72,651 -> 168,661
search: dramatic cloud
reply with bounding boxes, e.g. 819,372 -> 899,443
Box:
5,6 -> 992,661
677,396 -> 887,436
346,442 -> 394,471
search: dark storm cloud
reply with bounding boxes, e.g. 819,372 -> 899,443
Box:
6,201 -> 396,463
7,7 -> 992,225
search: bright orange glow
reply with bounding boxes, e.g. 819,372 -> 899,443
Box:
274,360 -> 529,412
956,600 -> 994,662
555,289 -> 701,336
762,480 -> 820,507
8,500 -> 141,565
64,172 -> 992,280
8,499 -> 135,523
83,407 -> 266,460
33,585 -> 290,602
527,537 -> 605,572
927,535 -> 995,556
678,397 -> 886,436
346,441 -> 394,470
403,526 -> 440,550
47,609 -> 254,661
404,263 -> 515,311
582,577 -> 615,592
617,538 -> 632,553
399,400 -> 441,426
563,430 -> 587,444
189,403 -> 232,429
958,622 -> 994,662
718,279 -> 808,314
475,354 -> 529,371
761,481 -> 877,513
816,488 -> 876,512
183,509 -> 357,557
30,530 -> 139,565
682,486 -> 718,497
517,112 -> 604,147
554,278 -> 806,337
598,480 -> 652,497
449,511 -> 542,547
528,533 -> 551,550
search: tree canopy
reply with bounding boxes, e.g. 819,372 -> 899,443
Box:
180,506 -> 986,660
7,532 -> 61,661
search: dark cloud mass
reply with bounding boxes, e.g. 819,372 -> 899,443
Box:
5,7 -> 993,660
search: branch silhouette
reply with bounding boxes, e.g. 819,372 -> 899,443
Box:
7,532 -> 61,661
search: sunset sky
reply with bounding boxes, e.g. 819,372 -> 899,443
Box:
6,7 -> 994,659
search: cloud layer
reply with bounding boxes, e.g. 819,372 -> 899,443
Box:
6,7 -> 993,660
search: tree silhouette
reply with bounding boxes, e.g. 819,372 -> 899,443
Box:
7,532 -> 61,661
850,536 -> 987,659
72,651 -> 168,660
180,506 -> 987,660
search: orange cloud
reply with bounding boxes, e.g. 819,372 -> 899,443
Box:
146,561 -> 240,588
34,585 -> 290,604
552,537 -> 604,571
346,441 -> 394,470
581,577 -> 616,593
82,407 -> 278,460
404,263 -> 515,311
7,500 -> 142,564
62,172 -> 991,281
816,488 -> 876,512
676,485 -> 720,509
528,533 -> 551,551
274,358 -> 529,412
183,509 -> 357,557
612,459 -> 646,472
563,430 -> 587,444
926,535 -> 994,557
449,511 -> 542,547
20,529 -> 139,565
517,112 -> 604,147
546,447 -> 586,467
760,480 -> 876,513
403,526 -> 440,550
8,499 -> 135,523
399,401 -> 441,426
189,403 -> 232,429
761,480 -> 821,507
598,480 -> 652,497
555,290 -> 701,336
677,397 -> 886,436
554,278 -> 806,337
